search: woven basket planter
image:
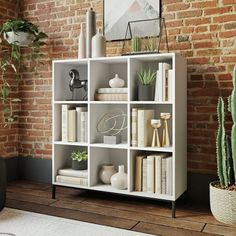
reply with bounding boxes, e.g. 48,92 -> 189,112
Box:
210,181 -> 236,225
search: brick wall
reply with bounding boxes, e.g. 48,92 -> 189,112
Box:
0,0 -> 19,158
1,0 -> 235,173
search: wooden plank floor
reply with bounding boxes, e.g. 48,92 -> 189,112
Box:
5,181 -> 236,236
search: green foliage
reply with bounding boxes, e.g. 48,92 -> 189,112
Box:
145,37 -> 157,52
138,69 -> 156,85
131,37 -> 141,52
0,19 -> 47,124
216,66 -> 236,187
71,150 -> 88,162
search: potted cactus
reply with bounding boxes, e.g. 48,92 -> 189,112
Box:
131,36 -> 141,53
210,66 -> 236,224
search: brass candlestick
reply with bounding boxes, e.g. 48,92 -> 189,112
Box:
161,113 -> 171,147
151,119 -> 161,147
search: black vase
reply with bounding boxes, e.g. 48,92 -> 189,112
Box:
0,157 -> 6,211
72,160 -> 87,170
138,84 -> 154,101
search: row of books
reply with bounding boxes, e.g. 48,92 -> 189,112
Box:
56,168 -> 88,186
94,87 -> 128,101
62,105 -> 88,142
155,62 -> 173,102
131,108 -> 154,147
135,153 -> 172,195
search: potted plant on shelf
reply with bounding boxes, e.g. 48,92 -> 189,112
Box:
210,66 -> 236,224
71,150 -> 88,170
137,68 -> 156,101
0,19 -> 47,123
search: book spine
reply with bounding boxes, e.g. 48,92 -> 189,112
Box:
168,69 -> 173,102
142,158 -> 147,192
135,156 -> 144,191
138,110 -> 144,147
68,110 -> 76,142
147,156 -> 155,193
56,175 -> 88,186
61,105 -> 69,142
94,93 -> 128,101
80,112 -> 88,143
161,158 -> 167,194
155,156 -> 162,194
131,108 -> 138,147
97,88 -> 128,94
58,170 -> 88,178
166,157 -> 173,195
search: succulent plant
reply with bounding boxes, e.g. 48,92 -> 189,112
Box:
138,69 -> 156,85
131,36 -> 141,52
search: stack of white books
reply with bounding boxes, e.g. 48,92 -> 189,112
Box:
61,105 -> 88,143
94,87 -> 128,101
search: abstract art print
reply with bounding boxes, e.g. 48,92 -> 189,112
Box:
103,0 -> 161,41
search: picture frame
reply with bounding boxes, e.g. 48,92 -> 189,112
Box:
103,0 -> 161,42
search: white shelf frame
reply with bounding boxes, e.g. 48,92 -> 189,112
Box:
52,53 -> 187,211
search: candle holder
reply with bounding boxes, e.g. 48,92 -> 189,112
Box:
151,119 -> 161,147
161,113 -> 171,147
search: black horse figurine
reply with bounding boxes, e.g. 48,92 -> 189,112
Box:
69,69 -> 88,100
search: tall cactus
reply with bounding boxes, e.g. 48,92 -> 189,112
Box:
216,97 -> 227,186
131,37 -> 141,52
230,66 -> 236,184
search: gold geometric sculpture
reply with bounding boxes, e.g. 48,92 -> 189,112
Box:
151,119 -> 161,147
161,113 -> 171,147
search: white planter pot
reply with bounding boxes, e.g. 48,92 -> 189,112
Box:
210,181 -> 236,224
4,31 -> 34,47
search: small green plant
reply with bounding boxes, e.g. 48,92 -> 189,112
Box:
145,37 -> 157,52
0,19 -> 47,123
131,36 -> 141,52
216,66 -> 236,187
71,150 -> 88,162
138,69 -> 156,85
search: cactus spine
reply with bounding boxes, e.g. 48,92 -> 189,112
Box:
131,37 -> 141,52
231,66 -> 236,184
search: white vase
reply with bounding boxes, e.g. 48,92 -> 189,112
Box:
111,165 -> 127,190
99,164 -> 116,184
78,23 -> 86,59
92,28 -> 106,58
86,8 -> 96,58
109,74 -> 125,88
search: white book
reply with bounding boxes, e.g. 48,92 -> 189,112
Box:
81,111 -> 88,143
68,109 -> 76,142
168,69 -> 173,102
163,63 -> 171,101
161,157 -> 167,194
58,168 -> 88,178
56,175 -> 88,186
166,157 -> 173,196
97,87 -> 128,94
154,64 -> 163,102
147,155 -> 155,193
155,155 -> 162,194
61,105 -> 70,142
142,158 -> 147,192
131,108 -> 138,147
137,109 -> 154,147
76,107 -> 87,142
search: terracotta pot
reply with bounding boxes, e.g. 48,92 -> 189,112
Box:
210,181 -> 236,224
99,164 -> 116,184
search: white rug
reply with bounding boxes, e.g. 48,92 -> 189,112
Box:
0,208 -> 151,236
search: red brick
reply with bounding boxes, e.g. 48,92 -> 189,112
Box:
192,1 -> 217,8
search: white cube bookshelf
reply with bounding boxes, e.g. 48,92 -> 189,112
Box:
52,53 -> 187,217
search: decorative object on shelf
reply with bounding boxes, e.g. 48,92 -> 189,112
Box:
151,119 -> 161,147
131,36 -> 141,52
0,19 -> 47,123
161,113 -> 171,147
71,150 -> 88,170
210,66 -> 236,225
86,7 -> 96,58
138,69 -> 156,101
109,74 -> 125,88
92,28 -> 106,58
99,164 -> 116,184
96,109 -> 127,144
78,23 -> 86,59
145,37 -> 157,52
103,0 -> 160,41
111,165 -> 127,190
69,69 -> 88,100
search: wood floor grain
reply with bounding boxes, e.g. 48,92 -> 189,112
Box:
5,181 -> 236,236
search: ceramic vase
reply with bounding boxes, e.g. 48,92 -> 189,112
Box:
78,23 -> 86,59
109,74 -> 125,88
138,84 -> 154,101
99,164 -> 116,184
92,28 -> 106,58
72,160 -> 87,170
86,8 -> 96,58
111,165 -> 127,190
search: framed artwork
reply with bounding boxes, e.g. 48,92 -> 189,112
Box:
103,0 -> 161,41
